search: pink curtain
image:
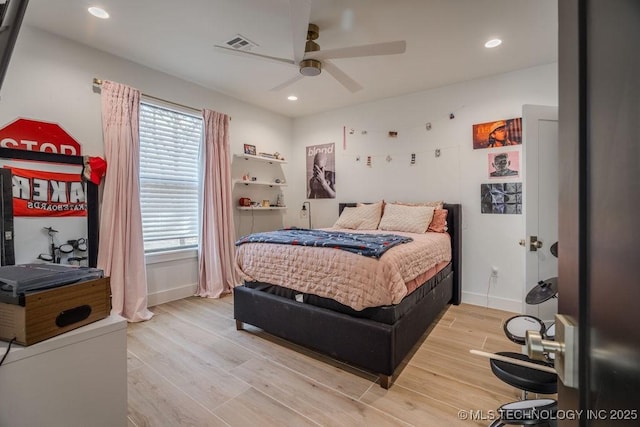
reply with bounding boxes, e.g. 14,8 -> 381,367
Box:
197,109 -> 240,298
98,81 -> 153,322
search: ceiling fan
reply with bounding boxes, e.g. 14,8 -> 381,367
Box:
213,3 -> 406,93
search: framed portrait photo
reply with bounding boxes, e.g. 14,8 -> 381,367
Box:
243,144 -> 256,155
488,151 -> 520,178
472,117 -> 523,149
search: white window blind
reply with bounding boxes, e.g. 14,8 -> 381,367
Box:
139,102 -> 202,253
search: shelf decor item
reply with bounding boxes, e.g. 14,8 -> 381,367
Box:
243,144 -> 256,155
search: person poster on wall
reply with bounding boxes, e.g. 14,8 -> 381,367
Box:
473,117 -> 522,149
488,151 -> 520,178
306,143 -> 336,199
481,182 -> 522,214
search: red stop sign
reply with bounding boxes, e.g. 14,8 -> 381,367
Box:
0,118 -> 82,155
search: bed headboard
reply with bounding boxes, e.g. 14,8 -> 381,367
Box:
338,202 -> 462,305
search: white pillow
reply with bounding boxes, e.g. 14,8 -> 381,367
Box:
377,203 -> 435,233
333,201 -> 383,230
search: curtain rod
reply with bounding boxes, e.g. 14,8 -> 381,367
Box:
92,78 -> 203,115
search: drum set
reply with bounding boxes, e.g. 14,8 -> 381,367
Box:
482,269 -> 560,425
503,277 -> 558,359
37,226 -> 88,266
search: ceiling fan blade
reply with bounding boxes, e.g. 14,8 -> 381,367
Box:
213,45 -> 296,67
322,60 -> 363,93
289,0 -> 311,64
270,74 -> 304,92
305,40 -> 407,61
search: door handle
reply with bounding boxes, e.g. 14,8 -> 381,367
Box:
526,314 -> 579,388
527,330 -> 563,359
530,235 -> 543,251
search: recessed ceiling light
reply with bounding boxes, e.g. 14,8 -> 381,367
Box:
287,95 -> 298,101
88,7 -> 109,19
485,39 -> 502,48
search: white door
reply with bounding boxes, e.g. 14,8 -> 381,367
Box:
523,105 -> 558,324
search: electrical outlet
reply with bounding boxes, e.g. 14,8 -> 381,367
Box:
491,266 -> 499,277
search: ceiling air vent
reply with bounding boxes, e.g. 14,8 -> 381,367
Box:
224,34 -> 258,51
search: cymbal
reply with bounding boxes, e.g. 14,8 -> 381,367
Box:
550,241 -> 558,258
526,277 -> 559,305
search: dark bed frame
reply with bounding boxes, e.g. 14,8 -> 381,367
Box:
234,203 -> 461,388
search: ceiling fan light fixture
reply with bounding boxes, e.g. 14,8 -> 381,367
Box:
299,59 -> 321,76
305,40 -> 320,53
307,23 -> 319,41
88,6 -> 109,19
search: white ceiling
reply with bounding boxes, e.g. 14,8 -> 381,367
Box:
23,0 -> 558,118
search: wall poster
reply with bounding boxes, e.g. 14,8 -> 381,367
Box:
306,143 -> 336,199
488,151 -> 520,178
473,117 -> 522,149
481,182 -> 522,214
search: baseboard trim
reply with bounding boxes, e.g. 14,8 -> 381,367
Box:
148,287 -> 522,313
461,291 -> 521,313
147,283 -> 197,307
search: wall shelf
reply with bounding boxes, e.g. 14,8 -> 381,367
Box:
234,179 -> 287,187
233,152 -> 287,221
237,206 -> 287,211
234,153 -> 287,164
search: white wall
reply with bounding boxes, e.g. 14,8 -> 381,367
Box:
289,63 -> 558,312
1,26 -> 558,311
0,26 -> 293,305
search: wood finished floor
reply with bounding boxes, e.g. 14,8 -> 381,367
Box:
126,296 -> 540,426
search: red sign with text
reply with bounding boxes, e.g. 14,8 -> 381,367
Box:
0,118 -> 82,155
9,167 -> 87,217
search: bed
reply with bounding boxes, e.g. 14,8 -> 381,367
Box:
233,203 -> 461,388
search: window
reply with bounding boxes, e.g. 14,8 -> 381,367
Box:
139,101 -> 202,253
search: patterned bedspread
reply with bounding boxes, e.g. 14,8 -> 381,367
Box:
235,229 -> 452,311
236,228 -> 412,259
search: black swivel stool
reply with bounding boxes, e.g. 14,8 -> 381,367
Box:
487,355 -> 558,427
490,352 -> 557,398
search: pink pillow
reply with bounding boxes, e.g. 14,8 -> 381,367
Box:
427,209 -> 448,233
